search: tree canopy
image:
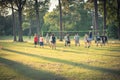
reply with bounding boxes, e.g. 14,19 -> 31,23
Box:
0,0 -> 119,40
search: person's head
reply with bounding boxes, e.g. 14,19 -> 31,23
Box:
52,34 -> 54,36
68,33 -> 69,36
34,33 -> 37,36
76,33 -> 79,35
40,34 -> 42,37
66,33 -> 68,36
85,34 -> 88,37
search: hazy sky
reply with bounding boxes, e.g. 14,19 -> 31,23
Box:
49,0 -> 58,12
49,0 -> 88,12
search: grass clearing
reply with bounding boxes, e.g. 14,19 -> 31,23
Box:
0,38 -> 120,80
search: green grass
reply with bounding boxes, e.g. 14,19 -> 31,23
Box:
0,38 -> 120,80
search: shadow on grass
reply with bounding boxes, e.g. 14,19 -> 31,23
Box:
93,47 -> 120,52
55,48 -> 87,54
91,48 -> 120,57
109,49 -> 120,53
56,48 -> 120,58
0,57 -> 67,80
2,48 -> 120,76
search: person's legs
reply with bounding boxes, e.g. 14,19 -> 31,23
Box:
85,41 -> 87,48
88,40 -> 91,48
68,41 -> 70,47
34,42 -> 37,47
65,41 -> 67,46
41,42 -> 44,48
75,41 -> 77,46
54,42 -> 56,49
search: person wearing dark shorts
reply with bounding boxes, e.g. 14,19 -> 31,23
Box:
39,35 -> 44,48
34,33 -> 38,47
51,34 -> 56,49
64,34 -> 70,47
96,33 -> 102,46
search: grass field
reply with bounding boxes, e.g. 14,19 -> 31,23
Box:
0,37 -> 120,80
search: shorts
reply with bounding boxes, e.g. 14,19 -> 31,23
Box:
34,41 -> 37,45
68,41 -> 70,44
51,41 -> 56,44
75,40 -> 79,43
88,38 -> 92,42
40,42 -> 44,46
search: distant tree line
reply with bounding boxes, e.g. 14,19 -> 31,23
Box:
0,0 -> 119,42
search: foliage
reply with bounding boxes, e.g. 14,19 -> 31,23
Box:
23,0 -> 49,35
0,15 -> 12,35
44,0 -> 94,33
0,0 -> 119,39
22,22 -> 30,30
107,24 -> 118,39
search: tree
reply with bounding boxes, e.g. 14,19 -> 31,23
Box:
103,0 -> 106,35
44,0 -> 93,36
14,0 -> 26,42
117,0 -> 120,40
23,0 -> 49,37
11,0 -> 17,41
0,0 -> 17,41
58,0 -> 63,41
94,0 -> 99,34
34,0 -> 40,35
24,0 -> 35,39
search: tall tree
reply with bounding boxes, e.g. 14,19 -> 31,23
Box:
0,0 -> 17,41
103,0 -> 106,35
15,0 -> 26,42
35,0 -> 40,35
24,0 -> 35,39
58,0 -> 63,41
117,0 -> 120,40
11,0 -> 17,41
94,0 -> 99,34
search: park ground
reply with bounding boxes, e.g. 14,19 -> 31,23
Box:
0,36 -> 120,80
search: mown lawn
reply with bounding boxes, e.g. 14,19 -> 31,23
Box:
0,39 -> 120,80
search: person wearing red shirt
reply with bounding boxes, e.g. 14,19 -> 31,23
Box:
34,33 -> 38,47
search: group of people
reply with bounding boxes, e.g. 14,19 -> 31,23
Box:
84,30 -> 108,48
64,33 -> 80,47
95,32 -> 108,46
34,33 -> 81,49
34,30 -> 108,49
34,33 -> 56,49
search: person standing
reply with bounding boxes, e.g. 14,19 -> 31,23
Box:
51,34 -> 56,49
74,33 -> 80,46
39,35 -> 44,48
45,33 -> 49,45
88,30 -> 93,48
96,32 -> 102,46
34,33 -> 38,47
49,34 -> 52,48
84,34 -> 89,48
64,33 -> 70,47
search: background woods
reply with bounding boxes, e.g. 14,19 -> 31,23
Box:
0,0 -> 119,41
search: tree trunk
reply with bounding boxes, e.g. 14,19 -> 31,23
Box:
18,8 -> 23,42
91,11 -> 95,37
94,0 -> 99,35
117,0 -> 120,40
103,0 -> 106,36
35,0 -> 40,35
59,0 -> 63,41
11,2 -> 17,41
29,19 -> 32,39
